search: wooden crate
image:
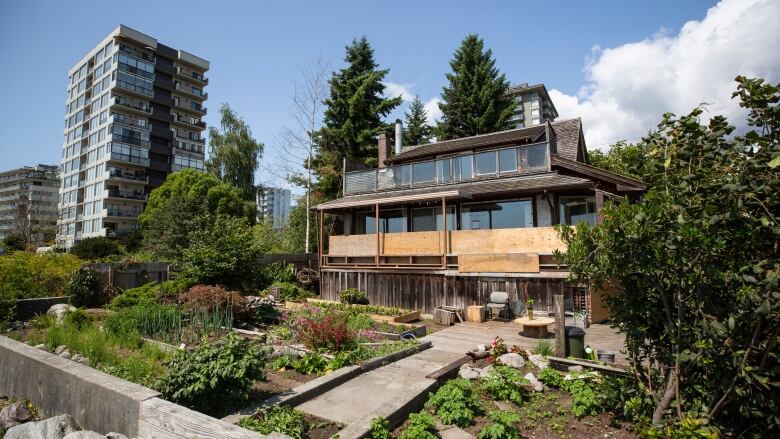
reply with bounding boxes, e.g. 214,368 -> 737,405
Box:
434,308 -> 456,326
467,305 -> 485,323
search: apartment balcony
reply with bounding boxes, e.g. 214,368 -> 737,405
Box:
111,115 -> 151,131
175,66 -> 208,85
111,133 -> 150,148
174,138 -> 206,155
173,114 -> 206,129
104,207 -> 141,219
114,78 -> 154,98
173,99 -> 207,116
106,189 -> 146,201
105,227 -> 140,238
111,96 -> 152,116
174,82 -> 208,100
107,169 -> 148,184
108,152 -> 150,166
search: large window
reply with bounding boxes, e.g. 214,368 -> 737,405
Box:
454,155 -> 473,181
519,143 -> 547,172
461,199 -> 533,230
559,197 -> 596,225
412,161 -> 435,184
357,209 -> 407,234
411,206 -> 456,232
436,158 -> 452,183
499,148 -> 518,173
475,151 -> 497,176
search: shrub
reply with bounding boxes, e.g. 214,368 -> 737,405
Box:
0,289 -> 15,323
63,308 -> 92,329
2,236 -> 27,251
537,368 -> 564,389
534,340 -> 553,357
239,406 -> 309,439
179,284 -> 248,319
566,379 -> 605,417
480,366 -> 528,406
368,416 -> 391,439
256,262 -> 297,290
0,252 -> 83,298
339,288 -> 369,305
70,237 -> 123,260
425,379 -> 481,427
268,281 -> 313,302
154,333 -> 270,416
478,411 -> 522,439
399,412 -> 437,439
293,309 -> 356,353
109,282 -> 158,309
66,266 -> 106,308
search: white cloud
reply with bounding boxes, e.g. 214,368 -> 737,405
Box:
551,0 -> 780,150
384,81 -> 443,125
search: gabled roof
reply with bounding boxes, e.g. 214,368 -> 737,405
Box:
386,119 -> 585,164
551,156 -> 645,191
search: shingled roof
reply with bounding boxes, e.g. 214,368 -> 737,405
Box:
386,118 -> 584,164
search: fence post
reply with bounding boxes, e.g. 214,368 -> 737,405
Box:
554,292 -> 565,357
108,265 -> 114,288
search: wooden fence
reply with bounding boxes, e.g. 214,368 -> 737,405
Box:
257,253 -> 318,270
86,262 -> 170,290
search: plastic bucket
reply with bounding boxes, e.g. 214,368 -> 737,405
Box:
597,350 -> 615,363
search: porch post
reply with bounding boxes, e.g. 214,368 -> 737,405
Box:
318,210 -> 324,266
375,203 -> 380,267
554,284 -> 566,357
595,189 -> 605,225
441,196 -> 447,269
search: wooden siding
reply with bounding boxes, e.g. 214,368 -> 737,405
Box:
458,253 -> 540,273
320,270 -> 570,315
450,227 -> 565,255
329,234 -> 377,256
383,231 -> 443,255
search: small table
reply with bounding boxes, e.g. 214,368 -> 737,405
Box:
514,316 -> 554,338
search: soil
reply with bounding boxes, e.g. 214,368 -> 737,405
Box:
304,413 -> 342,439
250,368 -> 318,401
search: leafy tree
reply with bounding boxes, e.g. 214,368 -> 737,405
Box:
207,103 -> 264,202
587,140 -> 644,179
555,77 -> 779,435
139,169 -> 252,261
181,215 -> 260,291
313,36 -> 401,199
280,198 -> 318,253
70,237 -> 123,260
437,34 -> 516,140
403,96 -> 432,146
252,220 -> 283,254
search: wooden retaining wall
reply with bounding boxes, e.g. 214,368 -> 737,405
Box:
320,269 -> 575,315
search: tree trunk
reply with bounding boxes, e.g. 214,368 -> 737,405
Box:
653,367 -> 678,424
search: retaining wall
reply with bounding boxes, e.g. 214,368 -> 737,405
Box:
0,336 -> 268,438
14,296 -> 68,321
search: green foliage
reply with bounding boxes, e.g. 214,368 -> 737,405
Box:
104,303 -> 182,342
65,266 -> 105,308
139,169 -> 251,260
643,417 -> 720,438
399,412 -> 438,439
480,366 -> 527,406
555,77 -> 780,433
155,333 -> 270,416
63,308 -> 91,329
293,353 -> 329,374
587,140 -> 644,179
534,340 -> 553,357
181,215 -> 260,290
403,96 -> 432,146
31,313 -> 55,329
109,279 -> 192,309
2,235 -> 27,251
269,281 -> 313,302
437,34 -> 515,140
314,36 -> 401,199
70,237 -> 123,260
307,301 -> 407,317
0,252 -> 83,298
477,410 -> 522,439
565,379 -> 605,418
368,416 -> 391,439
339,288 -> 369,305
0,288 -> 15,323
425,378 -> 481,427
536,368 -> 564,389
239,406 -> 309,439
293,308 -> 357,353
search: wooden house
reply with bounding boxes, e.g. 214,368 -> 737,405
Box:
313,119 -> 644,323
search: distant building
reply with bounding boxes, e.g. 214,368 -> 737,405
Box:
505,83 -> 558,128
0,164 -> 60,244
257,187 -> 291,229
56,25 -> 209,248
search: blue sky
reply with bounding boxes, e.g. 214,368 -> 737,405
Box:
4,0 -> 772,193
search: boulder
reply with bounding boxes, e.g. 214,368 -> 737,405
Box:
54,345 -> 67,355
63,432 -> 105,439
458,364 -> 480,380
47,304 -> 76,325
59,351 -> 72,360
567,365 -> 584,373
478,365 -> 493,378
4,414 -> 80,439
0,402 -> 32,429
523,372 -> 544,392
527,353 -> 549,370
496,353 -> 525,368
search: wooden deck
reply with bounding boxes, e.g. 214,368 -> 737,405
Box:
423,320 -> 628,365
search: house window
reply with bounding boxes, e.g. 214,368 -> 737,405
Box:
518,143 -> 548,172
357,209 -> 407,234
453,155 -> 473,181
411,206 -> 456,232
532,118 -> 540,125
498,148 -> 518,173
461,199 -> 533,230
436,158 -> 452,183
531,109 -> 540,117
412,161 -> 435,184
475,151 -> 497,176
559,197 -> 597,225
531,99 -> 540,108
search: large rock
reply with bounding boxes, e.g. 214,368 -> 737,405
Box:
523,372 -> 544,392
496,353 -> 525,369
4,414 -> 80,439
527,352 -> 549,370
54,345 -> 67,355
458,364 -> 480,380
63,432 -> 106,439
0,402 -> 32,429
47,304 -> 76,325
478,365 -> 493,378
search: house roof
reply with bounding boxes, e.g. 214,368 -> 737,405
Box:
551,156 -> 645,191
314,172 -> 593,210
386,118 -> 584,164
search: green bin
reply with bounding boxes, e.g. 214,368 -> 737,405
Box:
565,326 -> 586,358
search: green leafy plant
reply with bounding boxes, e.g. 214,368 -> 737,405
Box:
425,378 -> 481,427
399,412 -> 437,439
104,303 -> 182,342
63,308 -> 91,329
293,353 -> 329,374
268,281 -> 313,302
537,368 -> 564,389
239,405 -> 309,439
154,333 -> 269,416
566,379 -> 604,418
0,288 -> 15,324
480,366 -> 528,406
65,266 -> 106,308
478,410 -> 522,439
0,252 -> 83,299
534,340 -> 553,357
368,416 -> 391,439
70,237 -> 123,260
339,288 -> 369,305
293,309 -> 357,353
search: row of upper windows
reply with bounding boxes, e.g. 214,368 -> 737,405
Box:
69,41 -> 113,86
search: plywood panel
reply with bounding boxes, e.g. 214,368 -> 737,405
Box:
458,253 -> 540,273
383,231 -> 443,255
328,235 -> 376,256
591,283 -> 619,323
451,227 -> 566,255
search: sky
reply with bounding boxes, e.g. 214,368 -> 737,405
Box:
1,0 -> 778,195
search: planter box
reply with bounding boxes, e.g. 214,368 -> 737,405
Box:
393,310 -> 421,323
374,324 -> 427,340
14,296 -> 68,321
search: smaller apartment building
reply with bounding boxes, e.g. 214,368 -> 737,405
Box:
257,187 -> 291,230
0,165 -> 59,244
505,83 -> 558,128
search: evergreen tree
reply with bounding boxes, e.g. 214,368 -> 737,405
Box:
403,96 -> 432,146
313,36 -> 401,199
437,34 -> 516,140
207,103 -> 264,202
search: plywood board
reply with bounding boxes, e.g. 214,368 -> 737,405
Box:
328,235 -> 377,257
458,253 -> 540,273
591,283 -> 619,323
451,227 -> 565,255
383,231 -> 443,255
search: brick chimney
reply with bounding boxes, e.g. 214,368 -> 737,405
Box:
377,132 -> 390,168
